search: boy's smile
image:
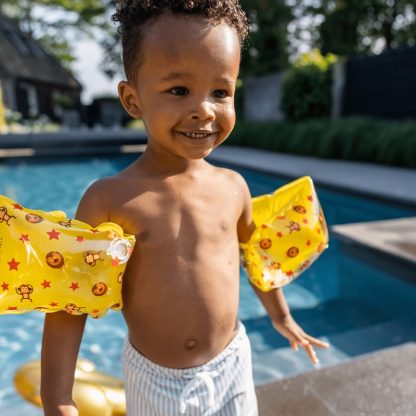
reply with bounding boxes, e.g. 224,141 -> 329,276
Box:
118,12 -> 241,164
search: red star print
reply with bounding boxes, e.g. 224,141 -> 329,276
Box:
7,306 -> 17,310
1,282 -> 9,291
90,228 -> 99,234
92,309 -> 100,314
306,240 -> 312,246
41,280 -> 51,289
286,270 -> 294,277
76,236 -> 85,243
302,219 -> 308,224
307,195 -> 313,201
69,282 -> 79,291
7,258 -> 20,271
261,224 -> 268,229
262,255 -> 269,260
276,216 -> 285,220
13,203 -> 23,210
47,229 -> 61,240
19,234 -> 29,243
276,232 -> 283,238
112,258 -> 120,267
50,302 -> 58,307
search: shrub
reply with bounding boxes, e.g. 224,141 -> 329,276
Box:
228,118 -> 416,169
281,49 -> 337,121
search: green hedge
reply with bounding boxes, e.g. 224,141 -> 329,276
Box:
281,50 -> 336,121
227,118 -> 416,169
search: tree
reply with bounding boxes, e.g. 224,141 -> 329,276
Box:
0,0 -> 109,70
290,0 -> 416,56
239,0 -> 293,76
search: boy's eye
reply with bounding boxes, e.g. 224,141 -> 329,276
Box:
213,90 -> 228,99
170,87 -> 188,96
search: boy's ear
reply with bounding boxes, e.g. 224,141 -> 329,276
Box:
118,81 -> 142,119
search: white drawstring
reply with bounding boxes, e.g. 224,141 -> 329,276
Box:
179,371 -> 217,415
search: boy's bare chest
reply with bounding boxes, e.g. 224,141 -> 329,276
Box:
115,184 -> 240,245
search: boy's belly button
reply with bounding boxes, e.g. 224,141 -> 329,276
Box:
185,339 -> 197,349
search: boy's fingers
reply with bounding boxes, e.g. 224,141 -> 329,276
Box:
290,340 -> 299,352
303,343 -> 319,365
304,335 -> 330,349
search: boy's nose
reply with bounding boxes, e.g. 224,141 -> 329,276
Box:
189,100 -> 215,121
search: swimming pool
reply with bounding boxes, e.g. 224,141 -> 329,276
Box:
1,155 -> 416,414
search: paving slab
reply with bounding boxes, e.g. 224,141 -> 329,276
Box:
332,217 -> 416,284
333,217 -> 416,265
256,342 -> 416,416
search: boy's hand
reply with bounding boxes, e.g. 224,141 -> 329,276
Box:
43,404 -> 78,416
272,315 -> 330,365
57,405 -> 78,416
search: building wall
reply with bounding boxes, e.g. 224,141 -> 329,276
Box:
342,46 -> 416,120
0,76 -> 17,111
2,76 -> 81,122
243,72 -> 286,121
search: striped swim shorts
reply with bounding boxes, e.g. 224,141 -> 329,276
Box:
121,322 -> 258,415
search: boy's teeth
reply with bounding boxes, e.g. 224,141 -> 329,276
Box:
183,132 -> 210,138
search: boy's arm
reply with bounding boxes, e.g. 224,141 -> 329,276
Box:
250,285 -> 329,364
41,312 -> 87,416
41,181 -> 110,416
237,176 -> 329,365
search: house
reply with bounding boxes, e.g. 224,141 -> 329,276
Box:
0,12 -> 82,122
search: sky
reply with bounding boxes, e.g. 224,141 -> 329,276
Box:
72,38 -> 122,105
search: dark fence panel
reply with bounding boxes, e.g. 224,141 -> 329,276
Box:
343,46 -> 416,120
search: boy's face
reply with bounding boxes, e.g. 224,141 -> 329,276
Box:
119,13 -> 241,161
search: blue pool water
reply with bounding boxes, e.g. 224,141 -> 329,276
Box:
1,155 -> 416,414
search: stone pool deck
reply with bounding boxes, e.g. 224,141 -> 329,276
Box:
255,342 -> 415,416
332,217 -> 416,284
208,147 -> 416,416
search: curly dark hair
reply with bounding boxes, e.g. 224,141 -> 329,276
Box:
112,0 -> 251,81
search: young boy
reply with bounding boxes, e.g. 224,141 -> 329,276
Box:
40,1 -> 329,415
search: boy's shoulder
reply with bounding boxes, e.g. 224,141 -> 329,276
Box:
209,164 -> 249,192
82,174 -> 124,201
83,160 -> 141,199
209,164 -> 246,183
76,174 -> 127,225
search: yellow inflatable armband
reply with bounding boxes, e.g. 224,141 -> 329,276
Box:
0,195 -> 135,318
240,176 -> 328,292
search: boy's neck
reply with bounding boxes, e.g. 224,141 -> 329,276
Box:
137,145 -> 210,177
